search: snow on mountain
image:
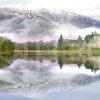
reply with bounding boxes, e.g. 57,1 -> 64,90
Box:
0,8 -> 100,42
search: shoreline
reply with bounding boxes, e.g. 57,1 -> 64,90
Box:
0,48 -> 99,56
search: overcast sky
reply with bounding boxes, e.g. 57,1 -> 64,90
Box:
0,0 -> 99,9
0,0 -> 100,19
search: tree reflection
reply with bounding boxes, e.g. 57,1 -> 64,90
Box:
0,53 -> 14,68
57,54 -> 100,72
77,62 -> 82,68
57,55 -> 64,69
85,60 -> 99,72
0,53 -> 100,72
57,55 -> 84,69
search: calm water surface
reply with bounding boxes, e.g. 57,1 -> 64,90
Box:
0,53 -> 100,97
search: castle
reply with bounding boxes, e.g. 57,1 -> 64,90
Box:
88,36 -> 100,48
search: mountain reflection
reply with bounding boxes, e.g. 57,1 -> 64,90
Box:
0,53 -> 100,96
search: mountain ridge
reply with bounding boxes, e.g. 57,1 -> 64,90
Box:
0,8 -> 100,42
0,8 -> 100,28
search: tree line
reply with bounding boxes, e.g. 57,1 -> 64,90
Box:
57,31 -> 100,50
0,37 -> 14,51
0,31 -> 99,51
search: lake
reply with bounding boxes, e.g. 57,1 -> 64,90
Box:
0,53 -> 100,99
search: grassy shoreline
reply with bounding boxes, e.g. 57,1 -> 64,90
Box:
0,48 -> 100,56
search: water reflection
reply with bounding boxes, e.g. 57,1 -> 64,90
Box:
0,53 -> 100,96
0,53 -> 100,72
57,55 -> 100,72
57,55 -> 64,69
0,53 -> 13,68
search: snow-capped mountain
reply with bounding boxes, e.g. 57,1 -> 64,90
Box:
0,8 -> 53,33
0,8 -> 100,29
0,8 -> 100,42
38,9 -> 100,28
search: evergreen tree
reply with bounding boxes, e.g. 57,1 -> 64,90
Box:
77,35 -> 82,41
77,35 -> 83,47
57,34 -> 64,50
85,34 -> 92,44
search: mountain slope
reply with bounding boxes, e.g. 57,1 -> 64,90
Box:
0,8 -> 100,42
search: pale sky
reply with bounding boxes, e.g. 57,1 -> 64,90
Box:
0,0 -> 99,9
0,0 -> 100,19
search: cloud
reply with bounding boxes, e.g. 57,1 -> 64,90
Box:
0,0 -> 31,5
53,23 -> 100,40
31,0 -> 100,9
0,13 -> 54,42
0,0 -> 33,9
